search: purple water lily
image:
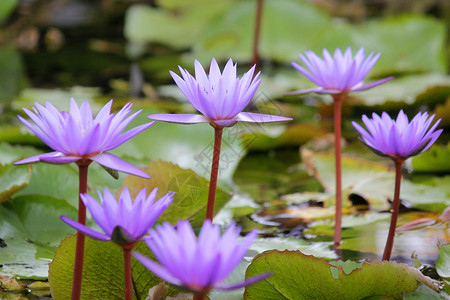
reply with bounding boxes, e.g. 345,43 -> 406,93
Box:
14,98 -> 153,178
134,220 -> 270,299
290,47 -> 393,95
62,186 -> 173,300
148,58 -> 292,221
352,110 -> 442,160
353,110 -> 442,261
148,58 -> 291,127
14,98 -> 154,299
289,47 -> 393,248
61,186 -> 174,244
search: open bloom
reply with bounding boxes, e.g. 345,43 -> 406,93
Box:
352,110 -> 442,160
61,187 -> 173,244
14,98 -> 153,178
134,220 -> 270,293
148,58 -> 292,127
290,47 -> 393,94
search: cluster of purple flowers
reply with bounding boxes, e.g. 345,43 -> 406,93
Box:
14,48 -> 442,299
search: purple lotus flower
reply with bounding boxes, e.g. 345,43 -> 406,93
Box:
290,48 -> 393,94
148,58 -> 292,127
14,98 -> 153,178
134,220 -> 270,294
352,110 -> 442,160
61,187 -> 174,244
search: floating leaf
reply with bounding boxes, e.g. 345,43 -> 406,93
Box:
244,250 -> 437,299
0,195 -> 77,279
354,74 -> 450,107
14,87 -> 102,111
400,179 -> 450,212
305,151 -> 450,212
354,15 -> 447,75
411,143 -> 450,173
249,237 -> 337,259
122,160 -> 232,226
403,283 -> 447,300
304,151 -> 394,210
0,142 -> 41,165
0,164 -> 31,203
124,1 -> 234,51
188,0 -> 331,63
437,244 -> 450,280
241,123 -> 326,151
49,235 -> 179,300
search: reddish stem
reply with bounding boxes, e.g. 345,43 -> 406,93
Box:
332,94 -> 343,248
121,243 -> 136,300
193,291 -> 207,300
251,0 -> 264,73
382,159 -> 404,261
205,126 -> 224,221
71,160 -> 91,300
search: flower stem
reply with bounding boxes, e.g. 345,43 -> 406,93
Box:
382,159 -> 404,261
71,160 -> 91,300
332,94 -> 343,248
193,292 -> 207,300
251,0 -> 264,73
121,243 -> 136,300
206,126 -> 224,221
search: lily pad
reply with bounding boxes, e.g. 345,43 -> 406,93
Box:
354,73 -> 450,106
249,237 -> 337,259
437,244 -> 450,280
122,160 -> 232,226
0,195 -> 77,279
0,142 -> 41,165
0,164 -> 31,203
244,250 -> 437,299
188,0 -> 331,63
304,151 -> 394,210
14,87 -> 101,109
304,152 -> 450,212
400,179 -> 450,212
241,123 -> 326,151
353,15 -> 446,76
305,211 -> 447,259
49,235 -> 179,300
411,143 -> 450,173
403,283 -> 447,300
124,1 -> 234,51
